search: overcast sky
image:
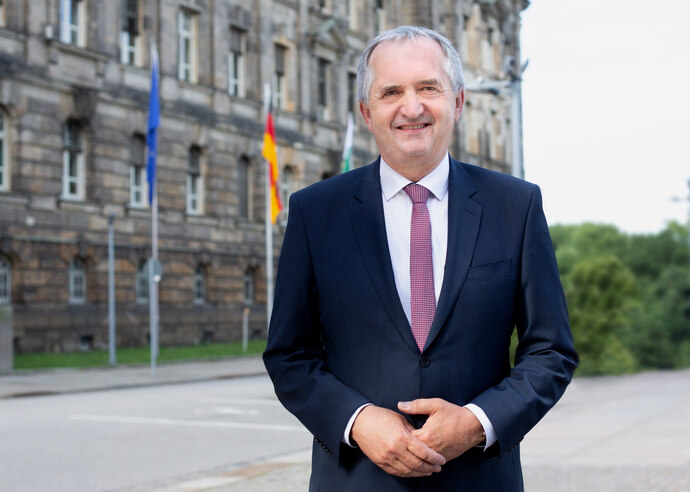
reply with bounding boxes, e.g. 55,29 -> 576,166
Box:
519,0 -> 690,234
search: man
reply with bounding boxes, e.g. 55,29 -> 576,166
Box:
264,26 -> 577,491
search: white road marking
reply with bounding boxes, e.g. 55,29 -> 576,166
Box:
68,414 -> 307,432
193,406 -> 260,416
198,397 -> 282,406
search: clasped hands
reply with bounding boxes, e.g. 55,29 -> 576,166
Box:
350,398 -> 485,478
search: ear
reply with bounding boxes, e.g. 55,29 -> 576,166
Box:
359,101 -> 373,131
454,89 -> 465,122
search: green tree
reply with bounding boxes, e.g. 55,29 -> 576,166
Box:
625,265 -> 690,369
566,255 -> 638,375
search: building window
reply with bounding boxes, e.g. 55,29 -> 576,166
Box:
347,0 -> 357,29
280,165 -> 295,214
193,266 -> 205,305
136,260 -> 148,304
374,0 -> 384,35
129,134 -> 147,207
243,268 -> 255,305
178,9 -> 197,82
317,58 -> 330,120
238,156 -> 251,219
0,110 -> 8,191
120,0 -> 141,65
0,257 -> 10,305
228,27 -> 245,97
273,45 -> 287,110
69,258 -> 86,304
62,120 -> 85,200
186,145 -> 202,214
0,0 -> 5,28
347,72 -> 357,117
60,0 -> 86,47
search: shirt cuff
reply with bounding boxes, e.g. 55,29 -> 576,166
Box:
342,403 -> 373,447
464,403 -> 497,451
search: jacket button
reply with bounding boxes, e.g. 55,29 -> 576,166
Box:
419,356 -> 430,368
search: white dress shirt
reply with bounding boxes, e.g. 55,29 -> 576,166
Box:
343,155 -> 497,451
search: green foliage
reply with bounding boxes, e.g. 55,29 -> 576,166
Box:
551,221 -> 690,376
566,255 -> 637,375
14,340 -> 268,370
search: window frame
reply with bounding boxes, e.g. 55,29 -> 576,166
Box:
69,258 -> 87,304
62,121 -> 85,201
135,260 -> 148,304
228,27 -> 245,97
273,44 -> 287,110
60,0 -> 87,47
0,110 -> 8,192
237,156 -> 251,220
120,0 -> 141,66
186,145 -> 202,215
129,134 -> 147,207
0,256 -> 10,305
243,268 -> 255,305
193,266 -> 206,305
178,9 -> 198,83
317,57 -> 330,120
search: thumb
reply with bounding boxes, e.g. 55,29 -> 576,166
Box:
398,398 -> 438,416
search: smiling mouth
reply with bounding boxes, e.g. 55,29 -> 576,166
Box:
397,123 -> 431,130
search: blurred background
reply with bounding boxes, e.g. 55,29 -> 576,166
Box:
0,0 -> 688,490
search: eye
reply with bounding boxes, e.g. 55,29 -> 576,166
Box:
421,86 -> 439,93
382,89 -> 400,97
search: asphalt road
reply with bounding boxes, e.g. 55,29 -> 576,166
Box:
2,368 -> 689,491
0,375 -> 312,492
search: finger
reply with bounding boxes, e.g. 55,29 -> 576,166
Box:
406,434 -> 446,466
398,398 -> 440,416
391,455 -> 442,477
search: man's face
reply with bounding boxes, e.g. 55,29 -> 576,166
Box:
360,37 -> 463,179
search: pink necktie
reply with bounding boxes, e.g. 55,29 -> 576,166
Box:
404,184 -> 435,351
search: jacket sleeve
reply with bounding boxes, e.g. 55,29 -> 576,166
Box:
470,184 -> 578,454
263,193 -> 370,462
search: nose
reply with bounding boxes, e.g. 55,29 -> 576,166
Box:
399,91 -> 424,119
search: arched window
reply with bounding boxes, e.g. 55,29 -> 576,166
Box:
0,256 -> 11,305
62,120 -> 85,200
135,260 -> 148,304
193,266 -> 206,305
69,258 -> 86,304
0,109 -> 9,192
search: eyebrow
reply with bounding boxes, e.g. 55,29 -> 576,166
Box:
378,84 -> 402,94
417,79 -> 442,87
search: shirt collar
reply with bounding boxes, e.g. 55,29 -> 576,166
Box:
380,154 -> 449,202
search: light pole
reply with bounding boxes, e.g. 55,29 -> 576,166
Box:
464,56 -> 528,180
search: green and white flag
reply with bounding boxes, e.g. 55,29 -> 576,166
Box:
341,112 -> 354,173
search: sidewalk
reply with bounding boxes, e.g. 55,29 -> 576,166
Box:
0,355 -> 267,399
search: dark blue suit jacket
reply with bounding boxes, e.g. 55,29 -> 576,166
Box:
264,157 -> 577,491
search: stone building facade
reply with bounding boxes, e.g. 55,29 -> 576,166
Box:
0,0 -> 528,353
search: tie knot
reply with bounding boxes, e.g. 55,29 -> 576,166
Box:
404,183 -> 431,204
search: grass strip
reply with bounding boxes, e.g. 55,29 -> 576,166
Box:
14,340 -> 267,370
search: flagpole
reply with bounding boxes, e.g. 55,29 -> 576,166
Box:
147,43 -> 161,376
263,83 -> 274,333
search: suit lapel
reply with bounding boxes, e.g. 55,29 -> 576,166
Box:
350,159 -> 419,353
424,159 -> 482,351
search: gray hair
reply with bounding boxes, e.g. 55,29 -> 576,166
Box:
356,26 -> 465,105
